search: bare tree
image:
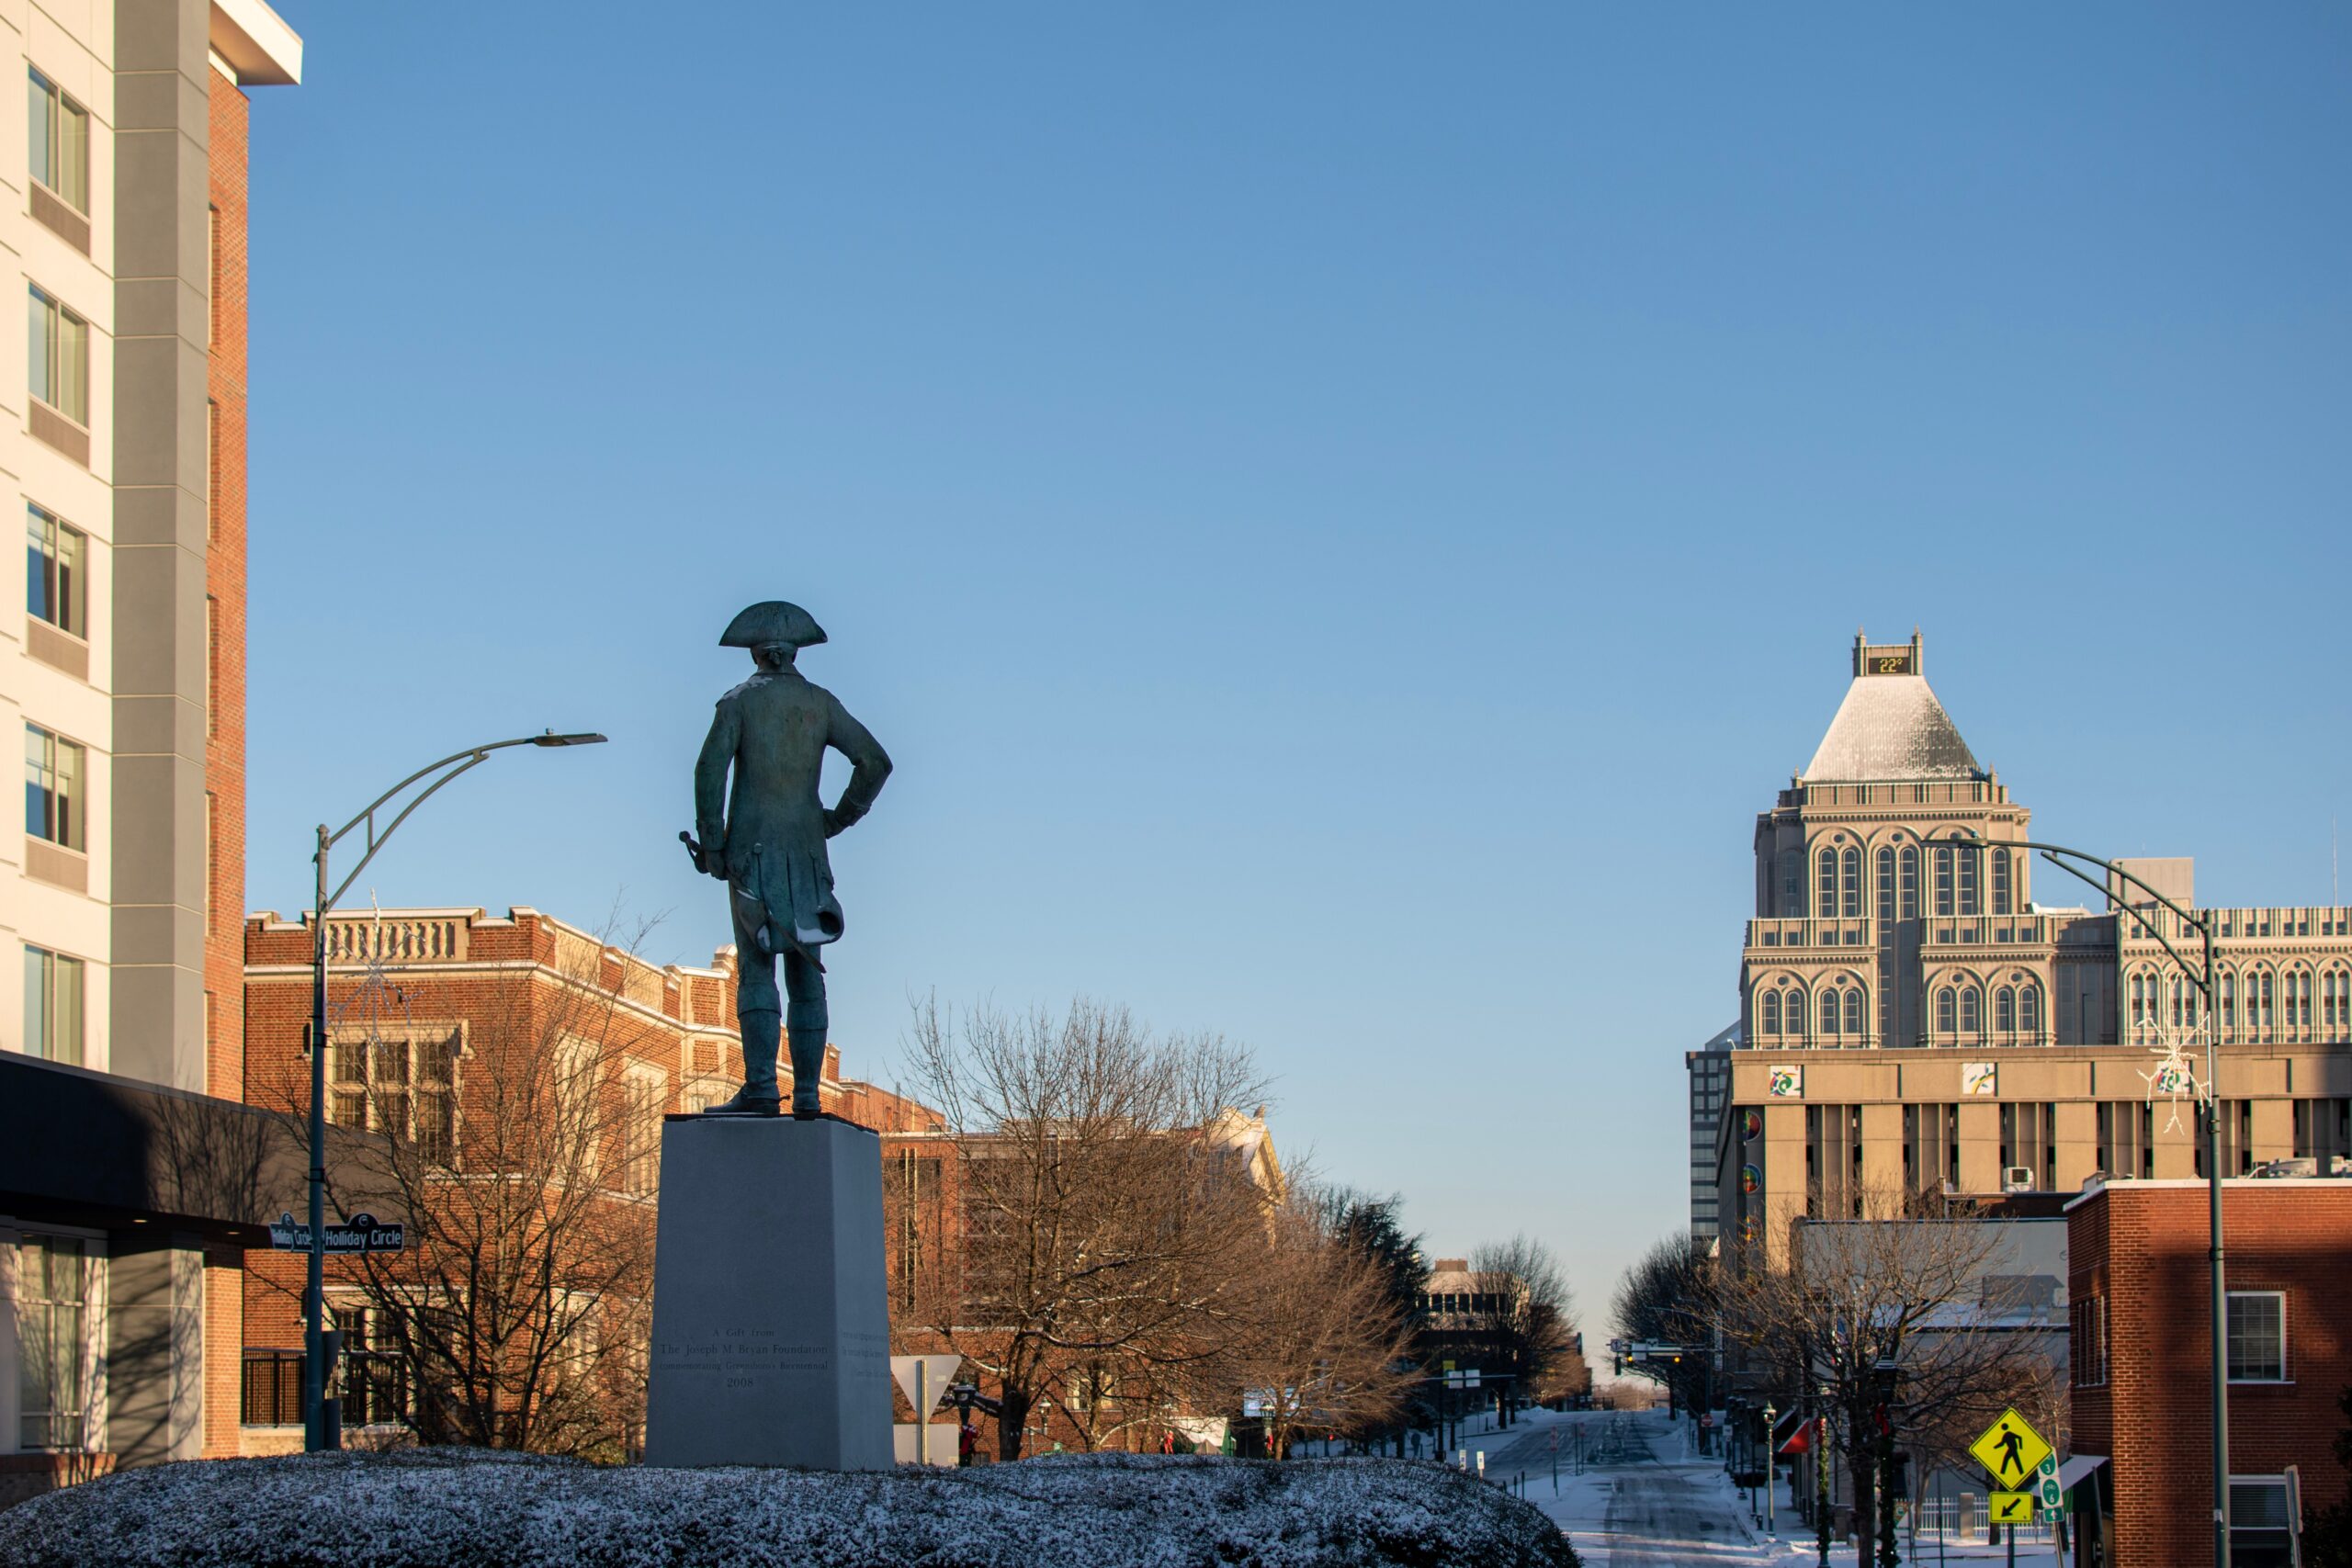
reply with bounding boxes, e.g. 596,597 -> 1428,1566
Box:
1714,1190 -> 2063,1565
904,996 -> 1275,1460
272,915 -> 664,1459
1216,1190 -> 1417,1459
1464,1234 -> 1581,1408
1611,1231 -> 1716,1414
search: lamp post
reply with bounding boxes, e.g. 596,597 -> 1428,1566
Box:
1937,826 -> 2228,1566
301,730 -> 605,1452
1764,1401 -> 1777,1540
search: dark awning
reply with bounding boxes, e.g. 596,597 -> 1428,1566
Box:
0,1052 -> 389,1243
2057,1454 -> 2109,1491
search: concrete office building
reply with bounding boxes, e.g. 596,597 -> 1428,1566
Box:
1702,633 -> 2352,1267
1685,1021 -> 1736,1249
1,0 -> 300,1504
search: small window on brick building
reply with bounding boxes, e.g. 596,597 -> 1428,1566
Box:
2226,1292 -> 2287,1382
2229,1477 -> 2295,1566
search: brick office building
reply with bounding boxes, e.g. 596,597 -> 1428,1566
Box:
2067,1179 -> 2352,1567
879,1108 -> 1284,1457
240,905 -> 938,1453
2,0 -> 302,1505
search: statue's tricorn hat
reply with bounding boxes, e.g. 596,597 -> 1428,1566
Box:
720,601 -> 828,650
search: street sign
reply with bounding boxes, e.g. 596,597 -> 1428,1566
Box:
2037,1454 -> 2064,1514
266,1211 -> 404,1254
1968,1407 -> 2052,1491
1988,1491 -> 2034,1525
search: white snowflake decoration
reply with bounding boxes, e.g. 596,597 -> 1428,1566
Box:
2134,1015 -> 2211,1135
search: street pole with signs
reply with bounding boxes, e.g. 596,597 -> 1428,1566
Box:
1940,829 -> 2228,1567
300,731 -> 605,1452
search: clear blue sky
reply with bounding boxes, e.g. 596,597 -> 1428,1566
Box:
243,5 -> 2352,1330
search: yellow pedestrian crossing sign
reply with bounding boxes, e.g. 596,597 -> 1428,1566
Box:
1989,1491 -> 2035,1525
1969,1407 -> 2053,1489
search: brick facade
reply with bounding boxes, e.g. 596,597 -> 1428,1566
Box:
2068,1180 -> 2352,1565
202,65 -> 254,1466
238,907 -> 940,1450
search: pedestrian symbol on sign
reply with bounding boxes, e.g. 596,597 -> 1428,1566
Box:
1966,1407 -> 2052,1489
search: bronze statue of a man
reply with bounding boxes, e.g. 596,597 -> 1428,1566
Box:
686,601 -> 891,1118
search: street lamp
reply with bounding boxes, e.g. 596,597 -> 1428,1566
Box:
1936,826 -> 2230,1566
301,730 -> 605,1452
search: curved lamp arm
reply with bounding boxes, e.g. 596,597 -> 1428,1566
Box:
319,730 -> 605,915
1929,825 -> 2213,991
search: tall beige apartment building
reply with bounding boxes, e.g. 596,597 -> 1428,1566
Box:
1703,633 -> 2352,1265
1,0 -> 300,1504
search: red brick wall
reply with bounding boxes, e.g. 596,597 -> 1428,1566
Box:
2070,1183 -> 2352,1565
203,66 -> 251,1462
238,908 -> 937,1435
206,70 -> 248,1100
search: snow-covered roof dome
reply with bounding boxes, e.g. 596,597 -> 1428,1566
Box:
1803,672 -> 1979,783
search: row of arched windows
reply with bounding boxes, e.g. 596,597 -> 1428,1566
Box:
2131,964 -> 2352,1041
1932,981 -> 2042,1040
1758,984 -> 1869,1038
1792,840 -> 2020,920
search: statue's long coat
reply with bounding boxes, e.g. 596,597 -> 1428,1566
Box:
694,667 -> 890,956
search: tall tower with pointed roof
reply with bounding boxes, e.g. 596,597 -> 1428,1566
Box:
1705,632 -> 2352,1268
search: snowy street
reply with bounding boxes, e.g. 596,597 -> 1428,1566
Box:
1442,1407 -> 2052,1567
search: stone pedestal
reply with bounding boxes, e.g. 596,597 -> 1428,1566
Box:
642,1115 -> 894,1470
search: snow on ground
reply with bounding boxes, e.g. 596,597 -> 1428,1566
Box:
0,1447 -> 1580,1568
1446,1405 -> 2067,1568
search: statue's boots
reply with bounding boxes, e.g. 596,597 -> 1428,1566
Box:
705,1009 -> 783,1117
788,1025 -> 825,1120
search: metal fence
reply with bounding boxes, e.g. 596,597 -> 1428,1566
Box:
242,1348 -> 411,1429
1911,1493 -> 2054,1545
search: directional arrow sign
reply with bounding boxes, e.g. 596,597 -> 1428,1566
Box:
1968,1407 -> 2052,1490
1989,1491 -> 2035,1525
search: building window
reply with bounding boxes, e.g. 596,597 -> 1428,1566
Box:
1934,848 -> 1954,917
2256,972 -> 2275,1038
17,1235 -> 89,1450
1840,847 -> 1861,919
2227,1292 -> 2287,1382
2071,1295 -> 2109,1387
22,944 -> 84,1066
2222,972 -> 2237,1033
24,723 -> 84,850
1991,851 -> 2012,915
1843,987 -> 1863,1037
26,505 -> 84,637
1900,846 -> 1919,919
1960,986 -> 1982,1038
1761,989 -> 1781,1035
1958,847 -> 1979,916
329,1031 -> 460,1164
1936,987 -> 1956,1036
1787,989 -> 1807,1036
1817,850 -> 1837,922
27,286 -> 87,425
619,1067 -> 663,1196
28,70 -> 88,211
2019,983 -> 2041,1037
2326,970 -> 2350,1031
1876,848 -> 1895,927
2289,971 -> 2312,1030
2230,1477 -> 2296,1568
1780,850 -> 1802,916
1996,987 -> 2016,1034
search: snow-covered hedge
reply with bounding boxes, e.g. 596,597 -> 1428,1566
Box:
0,1448 -> 1580,1568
